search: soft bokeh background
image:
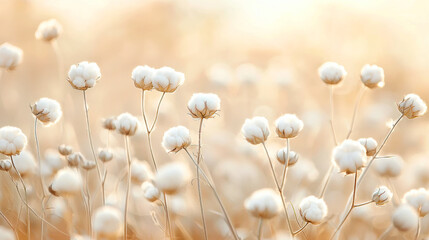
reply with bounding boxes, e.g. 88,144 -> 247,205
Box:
1,0 -> 429,239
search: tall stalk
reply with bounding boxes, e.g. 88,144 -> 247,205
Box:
10,156 -> 30,240
196,118 -> 208,240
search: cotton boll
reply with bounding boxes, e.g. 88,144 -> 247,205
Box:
35,19 -> 62,41
162,126 -> 191,153
276,148 -> 299,166
12,150 -> 36,177
0,126 -> 27,156
131,65 -> 155,90
45,149 -> 66,173
318,62 -> 346,85
403,188 -> 429,217
0,226 -> 15,240
67,152 -> 84,167
0,160 -> 12,171
0,43 -> 23,70
392,204 -> 419,231
244,188 -> 281,219
374,155 -> 403,178
398,94 -> 427,119
154,162 -> 191,194
98,148 -> 114,163
360,64 -> 384,89
102,117 -> 117,131
67,61 -> 101,90
58,144 -> 73,156
241,117 -> 270,145
93,206 -> 123,239
236,63 -> 261,85
151,66 -> 184,92
141,181 -> 160,202
372,186 -> 392,205
358,138 -> 377,156
275,114 -> 304,139
81,161 -> 96,171
332,140 -> 367,174
115,113 -> 139,136
31,98 -> 62,126
299,195 -> 328,224
131,160 -> 152,184
187,93 -> 221,119
49,168 -> 82,197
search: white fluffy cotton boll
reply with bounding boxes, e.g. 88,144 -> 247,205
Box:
358,137 -> 377,156
360,64 -> 385,89
374,155 -> 403,178
35,19 -> 62,41
0,43 -> 23,70
318,62 -> 347,85
154,162 -> 191,195
49,168 -> 82,197
151,66 -> 184,92
332,140 -> 367,174
31,98 -> 62,126
0,160 -> 12,172
403,188 -> 429,217
244,188 -> 282,219
0,126 -> 27,156
141,181 -> 160,202
236,63 -> 261,85
130,160 -> 152,184
93,206 -> 123,239
276,148 -> 299,166
372,186 -> 392,205
0,226 -> 15,240
299,196 -> 328,224
398,93 -> 427,119
13,150 -> 36,177
187,93 -> 221,119
162,126 -> 191,153
392,204 -> 419,232
115,113 -> 139,136
131,65 -> 155,90
275,114 -> 304,139
241,117 -> 270,145
98,148 -> 113,163
67,61 -> 101,90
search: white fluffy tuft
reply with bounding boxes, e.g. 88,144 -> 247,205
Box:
13,150 -> 36,176
392,204 -> 419,231
35,19 -> 62,41
141,181 -> 160,202
0,126 -> 27,156
360,64 -> 385,88
318,62 -> 346,85
275,114 -> 304,138
67,61 -> 101,90
398,93 -> 427,119
187,93 -> 221,119
332,140 -> 367,174
244,188 -> 281,219
151,66 -> 184,92
131,65 -> 155,90
93,206 -> 123,238
154,162 -> 191,195
0,42 -> 23,70
115,113 -> 139,136
372,186 -> 392,205
32,98 -> 62,126
241,117 -> 270,145
50,168 -> 82,196
403,188 -> 429,217
374,155 -> 403,178
299,195 -> 328,224
162,126 -> 191,153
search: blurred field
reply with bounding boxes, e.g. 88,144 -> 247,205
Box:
1,0 -> 429,239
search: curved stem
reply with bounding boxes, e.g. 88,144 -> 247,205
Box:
82,90 -> 104,205
84,171 -> 92,236
149,92 -> 166,132
34,118 -> 47,239
10,156 -> 30,240
353,200 -> 373,208
378,225 -> 392,240
293,222 -> 309,236
257,218 -> 263,240
280,139 -> 290,190
319,164 -> 334,198
196,118 -> 208,240
329,85 -> 338,145
124,136 -> 132,240
415,217 -> 421,240
346,87 -> 365,139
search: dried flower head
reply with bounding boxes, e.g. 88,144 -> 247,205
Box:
187,93 -> 221,119
81,161 -> 96,171
115,113 -> 139,136
67,152 -> 84,167
244,188 -> 281,219
45,149 -> 66,173
0,43 -> 23,70
0,126 -> 27,156
162,126 -> 191,153
141,181 -> 160,202
131,65 -> 155,90
275,114 -> 304,138
276,147 -> 299,166
93,206 -> 123,239
131,160 -> 152,184
398,93 -> 427,119
98,148 -> 113,163
58,144 -> 73,156
392,204 -> 419,232
35,19 -> 62,41
0,160 -> 12,171
332,140 -> 367,174
372,186 -> 392,205
358,137 -> 377,156
49,168 -> 82,197
318,62 -> 347,85
154,162 -> 191,195
241,117 -> 270,145
31,98 -> 62,126
374,155 -> 403,178
403,188 -> 429,217
360,64 -> 385,88
299,196 -> 328,224
102,117 -> 117,131
152,66 -> 185,92
67,61 -> 101,90
13,150 -> 36,177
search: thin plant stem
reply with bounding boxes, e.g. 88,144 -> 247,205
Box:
329,85 -> 338,146
196,118 -> 208,240
378,225 -> 392,240
290,202 -> 309,239
353,200 -> 373,208
10,156 -> 30,240
262,143 -> 293,237
346,87 -> 366,139
124,136 -> 132,240
34,118 -> 47,239
84,170 -> 92,236
184,149 -> 239,240
319,164 -> 334,198
415,217 -> 421,240
82,90 -> 104,205
293,222 -> 309,236
149,92 -> 166,132
257,218 -> 263,240
330,172 -> 358,240
0,210 -> 18,240
280,138 -> 290,190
